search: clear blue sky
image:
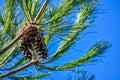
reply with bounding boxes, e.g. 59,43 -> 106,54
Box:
87,0 -> 120,80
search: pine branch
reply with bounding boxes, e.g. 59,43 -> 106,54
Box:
31,0 -> 39,17
0,60 -> 34,79
45,0 -> 81,44
0,55 -> 44,79
39,41 -> 110,71
55,41 -> 110,70
34,0 -> 49,23
13,57 -> 26,69
0,24 -> 32,55
47,0 -> 97,62
1,0 -> 16,46
0,46 -> 17,67
16,0 -> 30,21
0,1 -> 50,78
24,0 -> 33,21
0,0 -> 48,55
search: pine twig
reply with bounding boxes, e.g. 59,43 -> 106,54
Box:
0,24 -> 32,55
34,0 -> 49,23
0,60 -> 34,79
0,46 -> 17,67
0,56 -> 41,79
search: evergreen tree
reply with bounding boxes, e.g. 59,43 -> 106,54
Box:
0,0 -> 110,80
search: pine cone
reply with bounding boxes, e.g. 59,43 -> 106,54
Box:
17,23 -> 48,60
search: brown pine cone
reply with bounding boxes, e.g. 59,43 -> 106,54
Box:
17,23 -> 48,60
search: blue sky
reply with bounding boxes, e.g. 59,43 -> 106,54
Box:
87,0 -> 120,80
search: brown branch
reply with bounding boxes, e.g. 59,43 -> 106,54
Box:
0,55 -> 42,79
34,0 -> 49,23
0,53 -> 55,79
0,60 -> 34,79
0,46 -> 17,67
0,51 -> 55,79
0,24 -> 31,55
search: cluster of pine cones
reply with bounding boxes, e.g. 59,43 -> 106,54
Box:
17,23 -> 48,60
